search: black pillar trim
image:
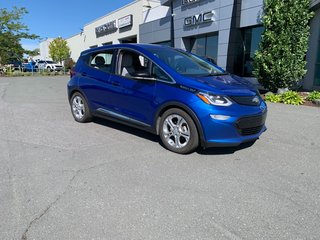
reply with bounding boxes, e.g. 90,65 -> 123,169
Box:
226,0 -> 244,75
170,1 -> 175,47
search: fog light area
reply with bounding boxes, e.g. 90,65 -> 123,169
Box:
210,115 -> 231,120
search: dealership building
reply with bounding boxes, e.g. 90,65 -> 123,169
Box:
66,0 -> 320,90
66,0 -> 168,61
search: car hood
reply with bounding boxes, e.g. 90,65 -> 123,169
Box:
186,74 -> 257,96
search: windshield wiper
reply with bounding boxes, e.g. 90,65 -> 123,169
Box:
210,72 -> 229,76
200,72 -> 229,77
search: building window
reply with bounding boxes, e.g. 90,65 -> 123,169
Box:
243,26 -> 264,77
189,34 -> 218,62
119,36 -> 137,43
314,35 -> 320,86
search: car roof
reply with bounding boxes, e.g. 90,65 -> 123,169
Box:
80,43 -> 173,56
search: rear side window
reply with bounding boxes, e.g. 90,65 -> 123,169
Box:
87,50 -> 115,73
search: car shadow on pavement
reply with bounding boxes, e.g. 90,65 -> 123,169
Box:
196,140 -> 257,155
93,118 -> 159,143
93,118 -> 257,155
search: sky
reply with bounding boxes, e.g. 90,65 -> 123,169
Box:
0,0 -> 133,50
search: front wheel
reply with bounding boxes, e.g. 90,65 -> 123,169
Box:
159,108 -> 199,154
70,92 -> 92,123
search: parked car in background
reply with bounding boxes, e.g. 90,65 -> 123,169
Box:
22,62 -> 37,72
8,61 -> 23,71
35,60 -> 63,72
68,44 -> 267,154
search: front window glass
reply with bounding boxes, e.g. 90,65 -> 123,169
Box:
314,33 -> 320,86
191,37 -> 206,57
119,50 -> 151,78
152,64 -> 171,82
243,26 -> 264,77
189,34 -> 218,64
150,48 -> 224,77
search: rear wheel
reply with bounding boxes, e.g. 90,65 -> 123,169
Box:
70,92 -> 92,123
160,108 -> 199,154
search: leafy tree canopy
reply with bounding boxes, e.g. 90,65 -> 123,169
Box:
0,7 -> 38,64
253,0 -> 314,91
26,48 -> 40,57
49,37 -> 70,63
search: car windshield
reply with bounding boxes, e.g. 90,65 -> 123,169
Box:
149,48 -> 225,77
46,61 -> 56,64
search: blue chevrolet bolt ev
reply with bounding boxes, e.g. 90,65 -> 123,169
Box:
68,44 -> 267,154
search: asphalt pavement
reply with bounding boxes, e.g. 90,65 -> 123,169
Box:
0,76 -> 320,240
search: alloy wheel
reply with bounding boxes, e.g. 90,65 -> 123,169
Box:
162,114 -> 190,149
72,95 -> 85,120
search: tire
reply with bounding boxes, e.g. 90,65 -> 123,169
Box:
70,92 -> 92,123
159,108 -> 199,154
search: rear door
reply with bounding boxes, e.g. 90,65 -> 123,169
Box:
78,49 -> 116,111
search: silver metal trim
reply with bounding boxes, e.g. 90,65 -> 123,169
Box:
97,108 -> 151,127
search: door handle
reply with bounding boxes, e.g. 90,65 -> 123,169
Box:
111,81 -> 121,86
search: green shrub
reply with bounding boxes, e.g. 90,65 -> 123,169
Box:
306,91 -> 320,101
265,93 -> 282,103
281,91 -> 305,105
253,0 -> 314,91
264,91 -> 305,105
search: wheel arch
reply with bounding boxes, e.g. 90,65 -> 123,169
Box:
154,102 -> 206,147
69,88 -> 88,103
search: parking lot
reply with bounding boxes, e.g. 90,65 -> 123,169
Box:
0,76 -> 320,240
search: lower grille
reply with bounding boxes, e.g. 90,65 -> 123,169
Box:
236,112 -> 267,136
239,125 -> 264,136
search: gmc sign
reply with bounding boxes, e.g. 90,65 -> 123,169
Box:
184,11 -> 214,26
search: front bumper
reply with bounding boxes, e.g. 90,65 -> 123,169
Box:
195,102 -> 268,148
203,125 -> 267,148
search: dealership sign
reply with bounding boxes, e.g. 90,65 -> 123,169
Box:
182,0 -> 200,6
184,11 -> 214,26
118,15 -> 133,29
95,20 -> 117,37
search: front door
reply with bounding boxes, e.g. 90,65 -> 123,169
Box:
108,49 -> 156,126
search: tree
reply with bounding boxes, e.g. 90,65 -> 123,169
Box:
64,58 -> 75,70
26,48 -> 40,57
253,0 -> 314,91
0,7 -> 38,64
49,37 -> 70,63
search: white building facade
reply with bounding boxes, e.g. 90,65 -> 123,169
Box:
38,38 -> 54,61
66,0 -> 162,61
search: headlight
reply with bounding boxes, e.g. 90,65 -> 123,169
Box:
196,92 -> 232,107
